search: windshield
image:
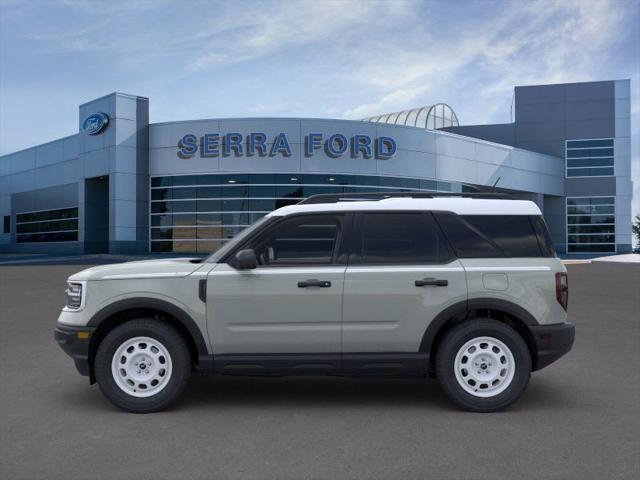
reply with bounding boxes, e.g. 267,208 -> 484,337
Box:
205,215 -> 272,263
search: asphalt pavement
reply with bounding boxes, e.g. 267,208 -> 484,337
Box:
0,262 -> 638,479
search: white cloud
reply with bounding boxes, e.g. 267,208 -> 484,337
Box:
188,1 -> 413,71
340,0 -> 628,119
343,85 -> 430,118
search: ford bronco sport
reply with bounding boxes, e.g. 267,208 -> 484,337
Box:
55,193 -> 574,413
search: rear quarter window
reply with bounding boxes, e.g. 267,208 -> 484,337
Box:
434,213 -> 544,258
531,215 -> 556,257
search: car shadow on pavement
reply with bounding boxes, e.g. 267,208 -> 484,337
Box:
178,374 -> 572,413
58,373 -> 571,414
182,375 -> 450,409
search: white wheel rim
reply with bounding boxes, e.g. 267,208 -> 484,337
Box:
111,336 -> 173,398
454,336 -> 515,398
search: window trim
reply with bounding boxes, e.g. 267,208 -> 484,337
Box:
349,211 -> 456,266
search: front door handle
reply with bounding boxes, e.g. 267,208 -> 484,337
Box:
298,279 -> 332,288
415,278 -> 448,287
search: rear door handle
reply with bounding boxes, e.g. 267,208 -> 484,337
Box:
298,279 -> 332,288
415,278 -> 448,287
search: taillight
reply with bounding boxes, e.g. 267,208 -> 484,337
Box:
555,272 -> 568,311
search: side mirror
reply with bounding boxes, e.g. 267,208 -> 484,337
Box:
233,249 -> 258,270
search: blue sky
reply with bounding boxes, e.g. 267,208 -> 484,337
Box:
1,0 -> 639,214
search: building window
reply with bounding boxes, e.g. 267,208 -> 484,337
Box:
149,173 -> 461,254
566,197 -> 615,254
15,207 -> 79,243
566,139 -> 614,177
3,215 -> 9,234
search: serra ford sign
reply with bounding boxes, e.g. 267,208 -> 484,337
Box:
177,132 -> 397,159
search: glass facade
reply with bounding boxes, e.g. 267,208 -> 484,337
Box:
15,207 -> 79,243
566,139 -> 614,177
566,197 -> 616,253
150,173 -> 462,253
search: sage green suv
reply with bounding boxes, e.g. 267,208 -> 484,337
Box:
55,194 -> 574,413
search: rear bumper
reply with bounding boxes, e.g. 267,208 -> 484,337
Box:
54,324 -> 95,377
530,322 -> 575,371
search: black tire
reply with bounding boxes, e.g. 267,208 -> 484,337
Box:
94,318 -> 192,413
435,318 -> 531,412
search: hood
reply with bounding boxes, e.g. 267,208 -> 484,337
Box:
68,258 -> 204,281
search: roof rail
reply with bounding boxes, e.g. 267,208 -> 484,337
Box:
297,191 -> 511,205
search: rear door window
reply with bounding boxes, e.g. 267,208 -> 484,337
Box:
356,212 -> 454,264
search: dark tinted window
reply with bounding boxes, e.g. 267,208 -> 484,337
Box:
253,215 -> 342,266
16,207 -> 77,223
566,139 -> 613,149
16,231 -> 78,243
3,215 -> 9,234
435,213 -> 544,258
434,212 -> 503,258
462,215 -> 542,257
531,216 -> 556,257
171,175 -> 197,186
358,213 -> 453,264
15,207 -> 79,243
16,219 -> 78,233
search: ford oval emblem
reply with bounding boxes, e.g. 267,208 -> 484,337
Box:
82,112 -> 109,135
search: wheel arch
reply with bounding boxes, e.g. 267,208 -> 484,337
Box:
421,299 -> 539,374
86,298 -> 208,383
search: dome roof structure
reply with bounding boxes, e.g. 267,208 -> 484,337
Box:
363,103 -> 459,130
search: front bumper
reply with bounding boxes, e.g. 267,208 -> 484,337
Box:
530,322 -> 575,371
54,324 -> 95,377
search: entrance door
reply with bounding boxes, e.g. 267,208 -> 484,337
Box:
207,214 -> 347,360
84,176 -> 109,253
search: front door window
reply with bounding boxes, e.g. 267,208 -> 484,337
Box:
251,215 -> 342,266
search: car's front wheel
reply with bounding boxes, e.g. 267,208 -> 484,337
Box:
435,318 -> 531,412
94,319 -> 192,413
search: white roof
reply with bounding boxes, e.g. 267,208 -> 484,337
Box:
270,197 -> 542,217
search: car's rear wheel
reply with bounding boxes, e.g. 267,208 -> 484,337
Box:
95,319 -> 191,413
435,318 -> 531,412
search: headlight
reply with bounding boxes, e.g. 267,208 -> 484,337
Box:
65,282 -> 84,310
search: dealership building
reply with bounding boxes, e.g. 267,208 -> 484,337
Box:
0,79 -> 633,256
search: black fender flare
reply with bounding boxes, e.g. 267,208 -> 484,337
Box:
419,298 -> 538,353
419,300 -> 467,353
87,297 -> 209,356
467,298 -> 538,326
